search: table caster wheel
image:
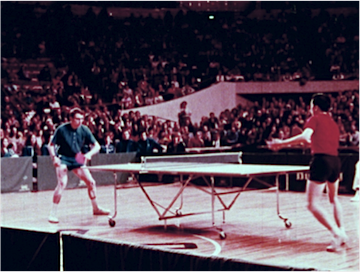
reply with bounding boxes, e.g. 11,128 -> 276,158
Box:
109,218 -> 116,227
219,231 -> 227,240
284,219 -> 292,229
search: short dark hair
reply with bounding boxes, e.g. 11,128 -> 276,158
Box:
311,93 -> 331,112
69,107 -> 84,118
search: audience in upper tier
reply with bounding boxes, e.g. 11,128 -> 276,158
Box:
1,2 -> 359,104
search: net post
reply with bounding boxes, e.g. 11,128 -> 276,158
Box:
141,156 -> 146,170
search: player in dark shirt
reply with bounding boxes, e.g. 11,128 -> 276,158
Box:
267,93 -> 348,252
47,107 -> 110,223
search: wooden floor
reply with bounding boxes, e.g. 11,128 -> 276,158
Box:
1,182 -> 359,271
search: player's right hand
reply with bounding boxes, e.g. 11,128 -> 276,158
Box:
52,156 -> 61,167
266,139 -> 283,151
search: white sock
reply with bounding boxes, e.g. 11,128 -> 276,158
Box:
50,203 -> 58,217
339,226 -> 347,235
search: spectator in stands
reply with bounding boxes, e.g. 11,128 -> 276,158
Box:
348,123 -> 359,146
167,132 -> 186,154
17,65 -> 31,81
187,130 -> 205,148
1,137 -> 18,157
100,132 -> 116,154
181,82 -> 196,96
49,94 -> 61,111
223,120 -> 241,146
121,92 -> 134,109
290,121 -> 304,137
9,142 -> 19,157
52,107 -> 64,125
38,65 -> 52,82
22,132 -> 41,157
178,101 -> 192,128
116,129 -> 137,153
339,124 -> 349,146
206,112 -> 220,131
41,129 -> 52,156
163,82 -> 177,101
137,131 -> 163,156
8,126 -> 19,154
14,130 -> 26,155
153,90 -> 164,104
134,89 -> 144,107
66,71 -> 81,93
202,125 -> 213,147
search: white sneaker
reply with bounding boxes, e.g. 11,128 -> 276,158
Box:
48,215 -> 59,224
326,231 -> 348,252
326,235 -> 342,252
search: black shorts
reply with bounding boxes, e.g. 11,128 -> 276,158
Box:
309,154 -> 341,183
59,155 -> 83,171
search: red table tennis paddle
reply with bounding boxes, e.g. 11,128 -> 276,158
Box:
75,153 -> 87,165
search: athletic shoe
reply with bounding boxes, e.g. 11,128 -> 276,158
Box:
93,207 -> 110,216
326,235 -> 342,252
326,232 -> 348,252
48,215 -> 59,224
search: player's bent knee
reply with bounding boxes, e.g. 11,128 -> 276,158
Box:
57,166 -> 68,179
307,202 -> 316,212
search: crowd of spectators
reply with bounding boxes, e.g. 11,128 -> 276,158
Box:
1,87 -> 358,158
1,2 -> 359,158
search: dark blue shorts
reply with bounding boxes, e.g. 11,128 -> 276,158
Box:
309,154 -> 341,183
59,155 -> 83,171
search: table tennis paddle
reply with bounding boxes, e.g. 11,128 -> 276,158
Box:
75,153 -> 87,165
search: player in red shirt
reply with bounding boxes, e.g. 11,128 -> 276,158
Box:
267,93 -> 348,252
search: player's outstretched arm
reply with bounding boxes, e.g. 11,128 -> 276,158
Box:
267,128 -> 313,151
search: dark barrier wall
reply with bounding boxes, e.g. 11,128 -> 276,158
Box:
91,152 -> 138,185
36,152 -> 137,191
243,152 -> 359,192
1,227 -> 60,271
1,152 -> 357,193
339,154 -> 359,192
62,233 -> 313,271
1,157 -> 33,193
37,156 -> 80,191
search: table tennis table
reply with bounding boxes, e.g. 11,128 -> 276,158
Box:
85,152 -> 309,239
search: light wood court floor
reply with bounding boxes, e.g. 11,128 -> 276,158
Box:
1,183 -> 359,271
